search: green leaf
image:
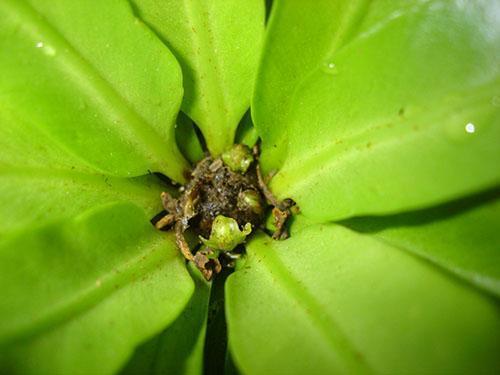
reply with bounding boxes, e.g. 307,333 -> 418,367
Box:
253,0 -> 370,171
176,112 -> 205,164
0,202 -> 194,375
235,111 -> 259,148
226,226 -> 500,374
121,264 -> 210,375
259,0 -> 500,220
0,106 -> 168,236
0,169 -> 166,237
131,0 -> 265,155
344,191 -> 500,297
0,0 -> 188,181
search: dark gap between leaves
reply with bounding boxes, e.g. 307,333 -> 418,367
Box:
341,186 -> 500,233
153,171 -> 179,187
265,0 -> 274,23
203,267 -> 233,375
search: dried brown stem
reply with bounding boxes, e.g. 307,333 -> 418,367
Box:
154,213 -> 175,230
174,221 -> 194,261
161,191 -> 177,212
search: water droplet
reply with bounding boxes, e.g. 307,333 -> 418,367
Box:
322,61 -> 339,75
446,119 -> 481,141
35,41 -> 56,56
465,122 -> 476,133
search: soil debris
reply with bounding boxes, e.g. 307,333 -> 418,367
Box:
153,144 -> 296,280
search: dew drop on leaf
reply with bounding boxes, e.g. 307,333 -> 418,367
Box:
35,41 -> 56,57
465,122 -> 476,133
322,61 -> 339,75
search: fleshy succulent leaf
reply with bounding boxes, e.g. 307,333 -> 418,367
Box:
0,202 -> 194,375
1,1 -> 499,374
0,104 -> 169,236
0,0 -> 188,181
131,0 -> 265,155
253,0 -> 370,171
226,226 -> 500,374
120,264 -> 210,375
344,191 -> 500,297
257,0 -> 500,220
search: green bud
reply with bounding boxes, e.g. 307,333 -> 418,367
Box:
200,215 -> 252,251
221,144 -> 253,173
238,189 -> 264,215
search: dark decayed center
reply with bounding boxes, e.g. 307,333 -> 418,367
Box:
153,144 -> 296,280
185,155 -> 264,239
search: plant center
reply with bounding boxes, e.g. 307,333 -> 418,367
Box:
153,144 -> 296,280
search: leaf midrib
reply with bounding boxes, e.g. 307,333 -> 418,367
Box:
274,80 -> 498,195
0,232 -> 176,347
265,0 -> 431,166
250,238 -> 373,374
182,0 -> 231,150
0,165 -> 164,237
256,0 -> 371,164
2,0 -> 175,173
0,165 -> 158,205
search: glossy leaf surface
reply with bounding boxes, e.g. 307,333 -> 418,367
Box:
1,1 -> 499,374
0,105 -> 167,236
132,0 -> 265,155
226,226 -> 500,374
0,203 -> 194,375
121,264 -> 210,375
258,0 -> 500,220
345,192 -> 500,297
0,0 -> 188,181
253,0 -> 370,171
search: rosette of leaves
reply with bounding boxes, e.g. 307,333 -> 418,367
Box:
1,1 -> 499,374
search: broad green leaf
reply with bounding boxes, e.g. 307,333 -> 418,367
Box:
0,202 -> 194,375
344,191 -> 500,297
0,0 -> 188,181
0,107 -> 167,236
121,264 -> 210,375
131,0 -> 265,155
260,0 -> 500,220
253,0 -> 370,171
226,226 -> 500,374
0,169 -> 166,237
